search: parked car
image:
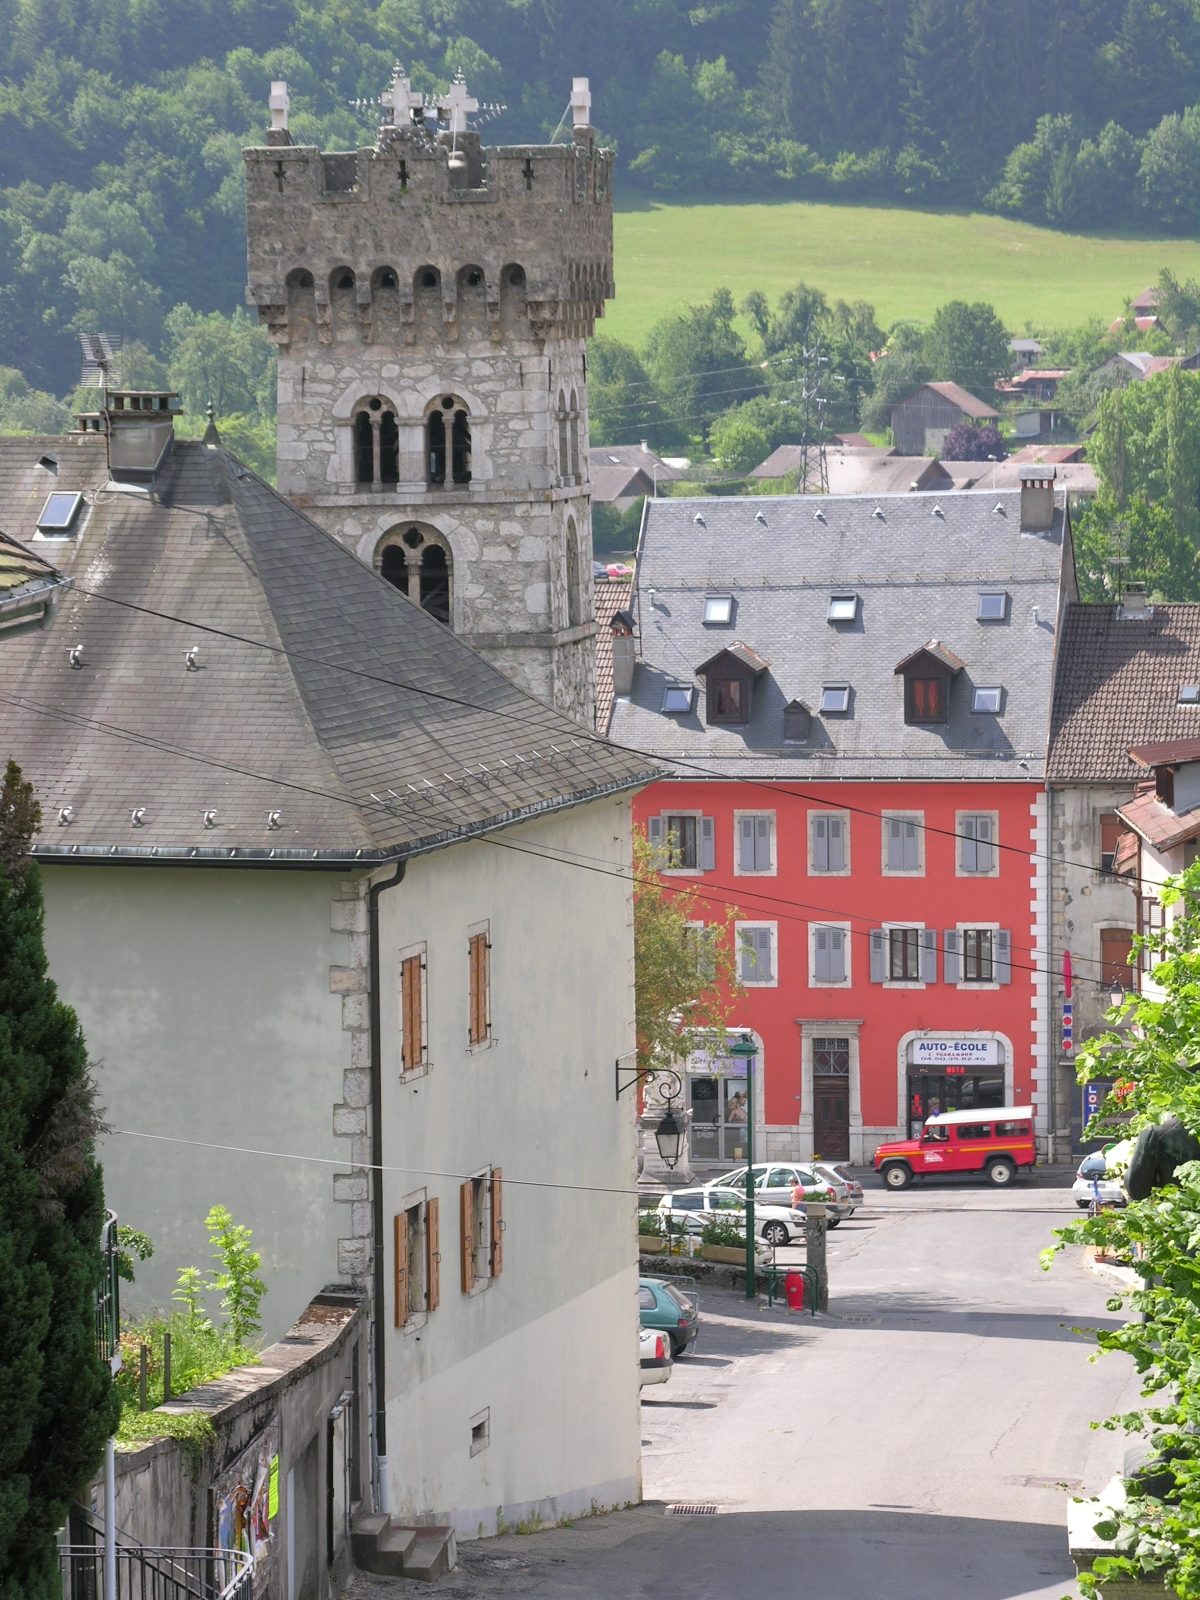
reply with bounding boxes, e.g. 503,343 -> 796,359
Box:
818,1162 -> 864,1204
872,1107 -> 1037,1189
710,1163 -> 849,1225
639,1324 -> 673,1388
1071,1151 -> 1128,1209
639,1275 -> 700,1357
657,1184 -> 809,1245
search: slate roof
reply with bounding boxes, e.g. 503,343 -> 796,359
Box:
939,459 -> 1098,497
0,528 -> 71,619
826,454 -> 951,496
1047,603 -> 1200,784
608,489 -> 1071,780
0,432 -> 656,862
588,444 -> 680,503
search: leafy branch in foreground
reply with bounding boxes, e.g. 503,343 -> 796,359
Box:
1045,859 -> 1200,1598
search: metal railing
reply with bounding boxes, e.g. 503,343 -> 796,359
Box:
62,1508 -> 254,1600
97,1211 -> 121,1374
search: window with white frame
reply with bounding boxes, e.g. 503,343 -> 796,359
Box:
869,925 -> 936,984
737,923 -> 777,985
882,812 -> 923,874
646,812 -> 715,872
399,943 -> 428,1075
961,927 -> 995,982
888,926 -> 921,981
957,812 -> 998,875
809,811 -> 849,874
943,926 -> 1012,985
734,811 -> 776,874
393,1193 -> 440,1328
460,1167 -> 502,1293
811,922 -> 849,985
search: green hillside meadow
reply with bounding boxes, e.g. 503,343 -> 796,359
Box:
606,199 -> 1200,344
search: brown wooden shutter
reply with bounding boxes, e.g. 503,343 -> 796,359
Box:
401,954 -> 423,1071
468,933 -> 488,1046
425,1197 -> 440,1312
1100,813 -> 1122,871
393,1212 -> 409,1328
490,1168 -> 503,1278
460,1180 -> 475,1293
1101,928 -> 1134,985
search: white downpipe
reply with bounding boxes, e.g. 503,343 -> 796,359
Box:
103,1436 -> 117,1600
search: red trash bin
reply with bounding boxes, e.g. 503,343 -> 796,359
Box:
785,1269 -> 805,1310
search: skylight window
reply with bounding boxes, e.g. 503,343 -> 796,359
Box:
662,684 -> 695,714
977,591 -> 1008,622
1179,685 -> 1200,706
703,594 -> 734,626
972,686 -> 1003,713
820,683 -> 851,714
827,593 -> 859,623
36,491 -> 83,535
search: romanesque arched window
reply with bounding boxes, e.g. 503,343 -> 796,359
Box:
568,388 -> 581,481
557,390 -> 569,482
352,396 -> 399,486
377,525 -> 452,626
426,395 -> 471,487
566,514 -> 583,628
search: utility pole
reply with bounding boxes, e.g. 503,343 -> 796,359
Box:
795,336 -> 830,495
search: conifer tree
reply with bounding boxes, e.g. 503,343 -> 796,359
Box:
0,760 -> 117,1599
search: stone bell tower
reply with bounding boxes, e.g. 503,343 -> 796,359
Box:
243,70 -> 614,724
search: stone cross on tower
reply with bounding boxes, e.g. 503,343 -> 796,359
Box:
439,72 -> 478,135
381,65 -> 424,128
571,77 -> 592,130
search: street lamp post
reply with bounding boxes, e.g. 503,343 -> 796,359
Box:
727,1033 -> 758,1300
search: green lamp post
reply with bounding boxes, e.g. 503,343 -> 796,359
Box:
727,1032 -> 758,1300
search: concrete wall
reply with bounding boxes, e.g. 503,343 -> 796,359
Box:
87,1290 -> 368,1600
374,795 -> 641,1536
41,866 -> 357,1342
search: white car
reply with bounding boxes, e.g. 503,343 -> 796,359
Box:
711,1162 -> 852,1226
657,1184 -> 809,1246
639,1325 -> 673,1388
1071,1151 -> 1128,1209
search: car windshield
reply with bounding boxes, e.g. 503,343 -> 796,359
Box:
1078,1154 -> 1107,1177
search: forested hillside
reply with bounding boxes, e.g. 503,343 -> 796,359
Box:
2,0 -> 1200,410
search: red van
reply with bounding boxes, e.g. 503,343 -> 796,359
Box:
872,1107 -> 1036,1190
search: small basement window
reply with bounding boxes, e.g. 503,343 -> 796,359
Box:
972,686 -> 1003,713
663,684 -> 695,714
1178,685 -> 1200,706
977,591 -> 1008,622
703,594 -> 734,626
827,593 -> 859,623
36,491 -> 83,535
820,683 -> 851,714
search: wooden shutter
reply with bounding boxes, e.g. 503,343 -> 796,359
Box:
394,1213 -> 409,1329
812,814 -> 829,872
401,954 -> 423,1072
425,1198 -> 440,1312
1100,814 -> 1122,872
468,932 -> 488,1046
869,929 -> 885,982
995,929 -> 1012,985
700,816 -> 716,871
944,930 -> 961,984
1100,928 -> 1133,985
919,927 -> 938,983
738,816 -> 756,871
490,1168 -> 504,1278
460,1180 -> 475,1293
828,815 -> 845,872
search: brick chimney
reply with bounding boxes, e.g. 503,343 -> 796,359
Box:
611,607 -> 635,697
1019,465 -> 1056,532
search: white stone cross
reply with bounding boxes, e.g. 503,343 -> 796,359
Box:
268,80 -> 289,133
440,72 -> 478,135
571,77 -> 592,128
381,65 -> 424,126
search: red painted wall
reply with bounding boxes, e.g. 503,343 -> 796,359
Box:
635,778 -> 1041,1140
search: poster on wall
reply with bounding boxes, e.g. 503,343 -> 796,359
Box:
211,1414 -> 281,1596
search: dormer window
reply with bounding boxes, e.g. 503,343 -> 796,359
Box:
977,591 -> 1008,622
697,643 -> 768,727
703,594 -> 734,626
972,686 -> 1003,713
662,684 -> 695,714
820,683 -> 851,714
783,700 -> 811,742
36,492 -> 83,536
827,593 -> 859,624
895,641 -> 963,727
908,678 -> 945,722
1179,685 -> 1200,706
710,677 -> 745,722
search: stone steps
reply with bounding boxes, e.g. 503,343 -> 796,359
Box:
352,1513 -> 456,1582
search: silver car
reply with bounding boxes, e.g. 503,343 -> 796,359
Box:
711,1162 -> 852,1226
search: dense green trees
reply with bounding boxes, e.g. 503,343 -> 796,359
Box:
0,761 -> 118,1599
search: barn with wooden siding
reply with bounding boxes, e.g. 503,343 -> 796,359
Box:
889,381 -> 999,455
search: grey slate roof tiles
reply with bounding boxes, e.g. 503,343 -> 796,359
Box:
608,490 -> 1070,781
0,433 -> 655,860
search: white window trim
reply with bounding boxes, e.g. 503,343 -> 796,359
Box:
798,1021 -> 864,1162
883,920 -> 926,988
733,809 -> 777,876
398,1186 -> 429,1332
468,1165 -> 493,1296
659,809 -> 706,877
809,920 -> 851,988
398,939 -> 430,1083
466,918 -> 494,1054
881,811 -> 925,877
808,809 -> 851,876
735,921 -> 778,987
956,921 -> 1000,989
955,810 -> 1000,878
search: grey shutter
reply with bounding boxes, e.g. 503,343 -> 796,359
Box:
869,929 -> 885,983
812,814 -> 829,872
961,815 -> 978,874
996,928 -> 1012,984
885,817 -> 902,870
755,927 -> 774,981
647,815 -> 664,849
738,815 -> 756,871
755,815 -> 771,870
829,927 -> 846,982
828,815 -> 846,872
814,926 -> 831,982
943,930 -> 960,984
904,820 -> 920,871
700,815 -> 716,871
919,927 -> 938,983
976,815 -> 995,872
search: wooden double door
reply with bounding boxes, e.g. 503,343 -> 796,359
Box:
814,1079 -> 850,1160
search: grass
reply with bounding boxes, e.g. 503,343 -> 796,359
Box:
605,196 -> 1200,346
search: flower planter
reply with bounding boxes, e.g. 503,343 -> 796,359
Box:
638,1235 -> 665,1254
698,1244 -> 745,1264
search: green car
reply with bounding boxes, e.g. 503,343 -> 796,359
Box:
638,1275 -> 699,1357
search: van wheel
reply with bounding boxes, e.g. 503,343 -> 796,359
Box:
987,1158 -> 1015,1186
882,1163 -> 912,1190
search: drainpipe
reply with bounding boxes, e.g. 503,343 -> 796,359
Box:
1046,788 -> 1057,1163
368,860 -> 406,1514
103,1437 -> 116,1600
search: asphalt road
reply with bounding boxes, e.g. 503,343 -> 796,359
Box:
349,1177 -> 1142,1600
